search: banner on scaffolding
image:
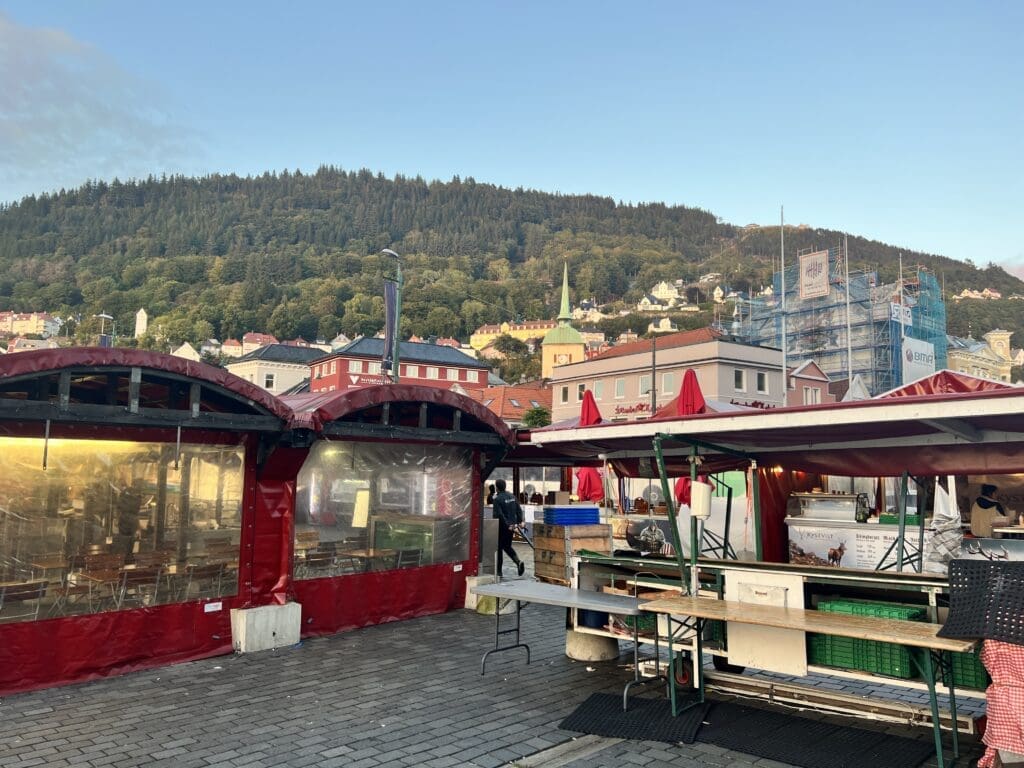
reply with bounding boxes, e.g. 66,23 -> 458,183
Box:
798,250 -> 829,299
902,336 -> 936,384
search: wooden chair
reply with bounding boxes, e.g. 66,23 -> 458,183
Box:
395,549 -> 423,569
0,580 -> 48,622
180,562 -> 225,601
297,549 -> 336,579
116,566 -> 162,609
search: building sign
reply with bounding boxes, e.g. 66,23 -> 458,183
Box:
798,250 -> 829,299
902,337 -> 935,384
889,302 -> 913,328
613,402 -> 652,416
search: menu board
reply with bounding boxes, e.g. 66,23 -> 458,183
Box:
786,518 -> 934,571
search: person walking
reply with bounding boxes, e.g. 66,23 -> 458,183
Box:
491,478 -> 525,577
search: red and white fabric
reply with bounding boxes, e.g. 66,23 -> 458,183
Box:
978,639 -> 1024,768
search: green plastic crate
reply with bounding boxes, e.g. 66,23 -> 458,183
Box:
944,648 -> 989,690
810,599 -> 927,679
878,514 -> 921,526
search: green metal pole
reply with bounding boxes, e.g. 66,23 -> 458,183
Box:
653,435 -> 691,592
750,460 -> 763,561
896,472 -> 909,573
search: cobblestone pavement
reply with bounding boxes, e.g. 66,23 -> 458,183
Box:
1,547 -> 986,768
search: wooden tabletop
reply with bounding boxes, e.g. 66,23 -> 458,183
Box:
642,596 -> 976,653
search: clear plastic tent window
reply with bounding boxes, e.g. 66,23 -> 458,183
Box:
294,442 -> 473,577
0,436 -> 244,623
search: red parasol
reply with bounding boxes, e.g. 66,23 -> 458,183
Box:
575,389 -> 604,501
676,368 -> 707,416
575,467 -> 605,502
674,474 -> 716,506
579,389 -> 602,427
672,370 -> 710,503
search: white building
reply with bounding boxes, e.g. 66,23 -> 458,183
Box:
549,327 -> 784,423
225,343 -> 325,394
135,309 -> 149,339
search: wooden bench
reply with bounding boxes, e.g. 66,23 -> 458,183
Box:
642,596 -> 977,768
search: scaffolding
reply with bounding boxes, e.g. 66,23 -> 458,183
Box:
741,246 -> 947,396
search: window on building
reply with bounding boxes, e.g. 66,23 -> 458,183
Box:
406,365 -> 419,378
594,381 -> 604,399
803,386 -> 821,405
426,366 -> 439,379
560,386 -> 569,404
734,369 -> 745,391
577,384 -> 586,401
756,371 -> 768,394
662,372 -> 675,395
368,361 -> 381,375
330,361 -> 336,374
510,399 -> 521,408
614,378 -> 625,398
447,368 -> 459,381
264,373 -> 275,390
638,374 -> 652,397
348,360 -> 360,373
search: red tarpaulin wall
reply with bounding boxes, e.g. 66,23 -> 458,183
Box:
756,467 -> 819,563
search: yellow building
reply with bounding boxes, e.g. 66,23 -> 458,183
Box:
541,263 -> 586,379
946,329 -> 1013,383
469,319 -> 557,351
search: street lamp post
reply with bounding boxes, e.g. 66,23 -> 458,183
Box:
381,249 -> 403,383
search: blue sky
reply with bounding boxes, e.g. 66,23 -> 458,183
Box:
1,1 -> 1021,270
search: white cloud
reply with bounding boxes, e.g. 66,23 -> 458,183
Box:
0,12 -> 203,202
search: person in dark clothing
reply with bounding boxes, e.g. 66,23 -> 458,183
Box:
491,478 -> 525,576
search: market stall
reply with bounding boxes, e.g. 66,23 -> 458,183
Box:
504,374 -> 1024,740
0,348 -> 291,694
281,385 -> 514,636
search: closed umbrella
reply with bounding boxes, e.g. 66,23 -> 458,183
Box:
575,390 -> 604,502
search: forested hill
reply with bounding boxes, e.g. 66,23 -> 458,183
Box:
0,167 -> 1020,346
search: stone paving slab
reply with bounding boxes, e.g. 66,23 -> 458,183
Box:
0,547 -> 986,768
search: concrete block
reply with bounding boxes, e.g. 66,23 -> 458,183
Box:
230,602 -> 301,653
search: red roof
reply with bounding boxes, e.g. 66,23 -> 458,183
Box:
465,384 -> 551,422
0,347 -> 292,420
282,384 -> 515,444
876,369 -> 1013,398
588,327 -> 722,362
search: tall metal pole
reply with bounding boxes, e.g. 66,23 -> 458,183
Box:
844,234 -> 854,383
779,207 -> 787,398
381,249 -> 403,383
649,336 -> 657,414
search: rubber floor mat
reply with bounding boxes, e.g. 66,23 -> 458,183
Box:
558,692 -> 710,744
697,700 -> 936,768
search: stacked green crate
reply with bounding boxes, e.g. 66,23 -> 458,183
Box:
944,647 -> 990,690
808,599 -> 927,679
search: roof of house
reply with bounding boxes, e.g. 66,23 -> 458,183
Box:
589,327 -> 723,362
230,343 -> 326,365
329,337 -> 488,368
242,332 -> 279,345
465,384 -> 552,423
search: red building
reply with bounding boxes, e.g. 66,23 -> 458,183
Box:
310,337 -> 491,394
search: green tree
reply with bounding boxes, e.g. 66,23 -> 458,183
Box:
521,406 -> 550,428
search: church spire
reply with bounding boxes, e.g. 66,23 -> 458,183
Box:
558,261 -> 572,323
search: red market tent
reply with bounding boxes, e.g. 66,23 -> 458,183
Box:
0,348 -> 291,695
280,384 -> 514,637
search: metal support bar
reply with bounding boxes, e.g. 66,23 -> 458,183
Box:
480,598 -> 530,674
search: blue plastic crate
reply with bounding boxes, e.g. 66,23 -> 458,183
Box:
542,505 -> 600,525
